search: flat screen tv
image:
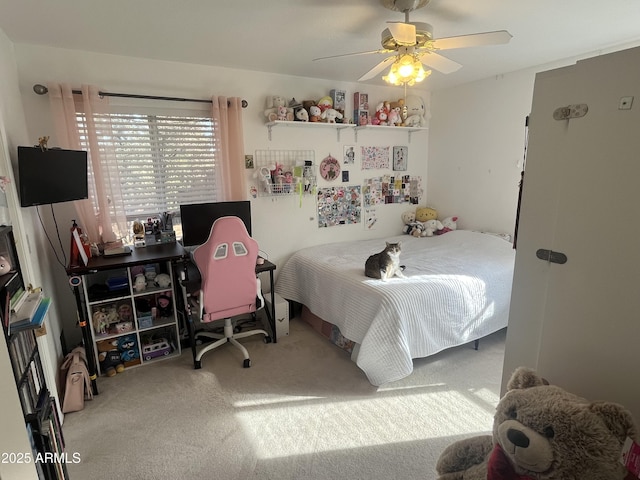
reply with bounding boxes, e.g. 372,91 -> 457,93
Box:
180,201 -> 252,247
18,146 -> 89,207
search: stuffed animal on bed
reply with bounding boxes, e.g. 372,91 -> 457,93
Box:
415,206 -> 438,223
423,219 -> 444,237
436,216 -> 459,235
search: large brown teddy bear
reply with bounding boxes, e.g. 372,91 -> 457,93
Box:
436,367 -> 637,480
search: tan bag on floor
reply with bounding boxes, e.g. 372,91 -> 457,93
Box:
61,347 -> 93,413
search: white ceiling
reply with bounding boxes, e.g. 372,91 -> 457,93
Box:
1,0 -> 640,91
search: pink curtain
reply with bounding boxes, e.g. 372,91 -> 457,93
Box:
48,84 -> 127,244
211,96 -> 246,201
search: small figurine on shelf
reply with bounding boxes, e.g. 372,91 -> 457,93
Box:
154,273 -> 171,289
134,273 -> 147,292
117,302 -> 133,322
92,310 -> 108,335
156,294 -> 172,318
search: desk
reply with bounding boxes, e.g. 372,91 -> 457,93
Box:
256,259 -> 277,342
67,242 -> 186,395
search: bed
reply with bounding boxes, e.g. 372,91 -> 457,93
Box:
275,229 -> 515,386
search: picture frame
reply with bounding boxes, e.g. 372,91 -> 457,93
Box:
393,146 -> 408,171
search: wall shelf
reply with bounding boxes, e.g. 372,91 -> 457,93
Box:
354,125 -> 428,143
265,121 -> 428,143
266,121 -> 352,142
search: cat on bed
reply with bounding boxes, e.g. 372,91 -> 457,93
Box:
365,242 -> 405,281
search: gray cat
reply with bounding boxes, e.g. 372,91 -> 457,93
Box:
365,242 -> 405,281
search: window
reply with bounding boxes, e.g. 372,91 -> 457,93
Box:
76,111 -> 218,225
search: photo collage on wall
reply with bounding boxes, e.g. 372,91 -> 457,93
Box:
317,186 -> 362,228
363,175 -> 422,206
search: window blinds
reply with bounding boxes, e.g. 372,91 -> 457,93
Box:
76,112 -> 218,219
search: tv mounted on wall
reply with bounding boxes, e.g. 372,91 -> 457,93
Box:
179,201 -> 252,248
18,146 -> 89,207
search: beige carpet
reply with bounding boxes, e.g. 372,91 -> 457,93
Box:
62,318 -> 506,480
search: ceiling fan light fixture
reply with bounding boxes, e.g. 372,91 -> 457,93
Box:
383,54 -> 431,86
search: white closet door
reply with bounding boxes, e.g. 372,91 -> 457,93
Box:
504,47 -> 640,421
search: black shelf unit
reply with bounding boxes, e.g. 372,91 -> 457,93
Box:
1,225 -> 68,480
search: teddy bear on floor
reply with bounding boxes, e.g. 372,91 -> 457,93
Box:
436,367 -> 638,480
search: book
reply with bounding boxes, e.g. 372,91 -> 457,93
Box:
10,290 -> 43,329
9,296 -> 51,333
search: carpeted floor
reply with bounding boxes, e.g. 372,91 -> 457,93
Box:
62,318 -> 506,480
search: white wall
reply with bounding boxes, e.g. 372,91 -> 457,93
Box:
427,40 -> 640,237
12,44 -> 430,347
0,27 -> 39,480
428,71 -> 534,235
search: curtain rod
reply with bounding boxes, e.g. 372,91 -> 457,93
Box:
32,84 -> 248,108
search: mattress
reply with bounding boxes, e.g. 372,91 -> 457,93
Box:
275,230 -> 515,385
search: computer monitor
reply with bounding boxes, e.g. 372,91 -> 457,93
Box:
179,201 -> 252,247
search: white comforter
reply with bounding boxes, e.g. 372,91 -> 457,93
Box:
275,230 -> 515,385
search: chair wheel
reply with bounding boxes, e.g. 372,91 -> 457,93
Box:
263,336 -> 272,344
243,358 -> 251,368
194,360 -> 202,369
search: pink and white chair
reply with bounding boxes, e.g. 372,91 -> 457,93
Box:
191,216 -> 271,368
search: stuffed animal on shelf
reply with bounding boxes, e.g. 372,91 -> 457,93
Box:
264,95 -> 293,122
154,273 -> 171,289
156,294 -> 173,318
436,216 -> 459,234
134,273 -> 147,292
372,101 -> 390,126
321,108 -> 343,124
118,335 -> 139,365
97,339 -> 124,377
388,101 -> 403,126
294,106 -> 309,122
316,96 -> 333,113
309,105 -> 322,122
403,95 -> 428,128
277,105 -> 288,121
435,367 -> 638,480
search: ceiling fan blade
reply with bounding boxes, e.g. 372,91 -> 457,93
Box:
313,49 -> 390,62
432,30 -> 512,51
358,56 -> 397,82
417,51 -> 462,74
387,22 -> 416,45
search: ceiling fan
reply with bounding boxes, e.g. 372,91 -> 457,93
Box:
313,0 -> 512,85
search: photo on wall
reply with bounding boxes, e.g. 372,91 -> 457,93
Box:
343,145 -> 355,165
393,146 -> 408,171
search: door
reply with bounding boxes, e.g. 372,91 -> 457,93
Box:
503,47 -> 640,421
